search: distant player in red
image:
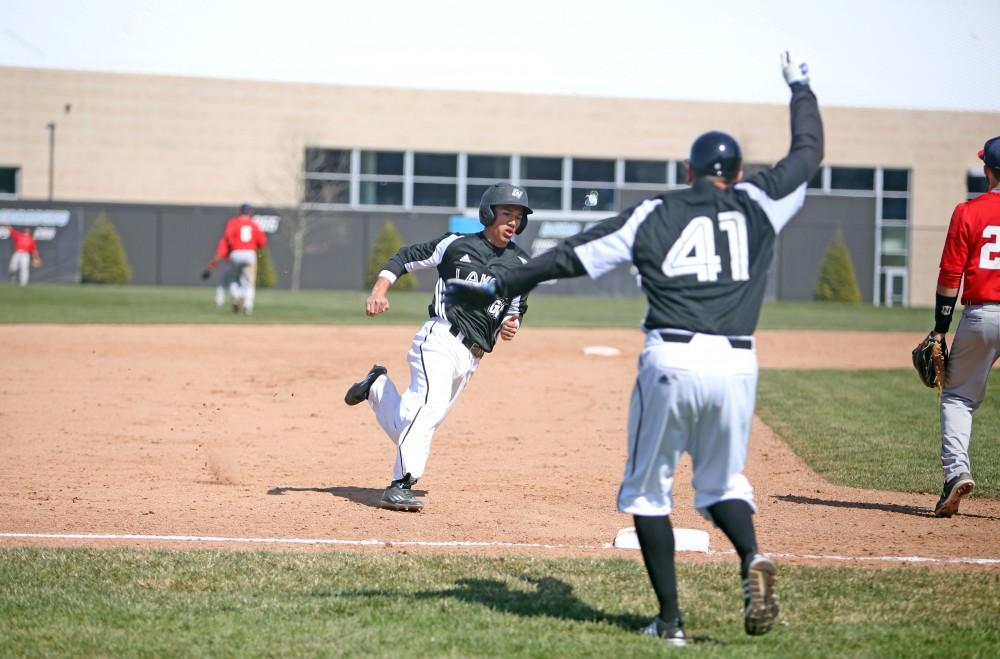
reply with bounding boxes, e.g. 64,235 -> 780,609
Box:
202,204 -> 268,314
924,135 -> 1000,517
5,225 -> 42,286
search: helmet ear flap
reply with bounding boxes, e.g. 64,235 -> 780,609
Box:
515,214 -> 527,235
479,203 -> 496,229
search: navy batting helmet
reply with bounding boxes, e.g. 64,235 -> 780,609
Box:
689,131 -> 743,180
479,183 -> 532,235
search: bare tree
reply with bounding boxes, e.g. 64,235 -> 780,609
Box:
257,141 -> 349,291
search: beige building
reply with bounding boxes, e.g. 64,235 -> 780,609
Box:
1,65 -> 997,305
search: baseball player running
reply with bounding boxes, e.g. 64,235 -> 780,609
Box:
344,183 -> 532,512
5,225 -> 42,286
202,204 -> 268,314
446,53 -> 823,645
921,135 -> 1000,518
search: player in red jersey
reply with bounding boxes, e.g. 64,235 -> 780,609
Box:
925,135 -> 1000,517
5,225 -> 42,286
202,204 -> 268,314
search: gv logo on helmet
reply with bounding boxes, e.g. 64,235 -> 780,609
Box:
511,188 -> 524,199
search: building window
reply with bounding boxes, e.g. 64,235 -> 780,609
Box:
830,167 -> 875,191
412,152 -> 457,207
882,168 -> 909,192
305,180 -> 349,204
524,185 -> 562,210
305,148 -> 351,174
0,167 -> 16,196
572,158 -> 615,183
520,156 -> 562,181
413,182 -> 456,207
573,187 -> 615,211
359,150 -> 404,206
360,151 -> 404,176
881,225 -> 907,253
466,184 -> 491,208
808,168 -> 824,189
360,181 -> 403,206
625,160 -> 668,185
881,197 -> 908,220
414,153 -> 457,178
467,154 -> 510,179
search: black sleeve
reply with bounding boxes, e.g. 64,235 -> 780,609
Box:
383,232 -> 457,279
496,203 -> 654,298
497,240 -> 589,299
744,84 -> 824,198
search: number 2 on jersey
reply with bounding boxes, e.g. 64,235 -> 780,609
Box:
661,211 -> 749,282
980,225 -> 1000,269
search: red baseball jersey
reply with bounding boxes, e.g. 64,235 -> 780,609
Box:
9,228 -> 38,255
938,190 -> 1000,304
215,214 -> 267,259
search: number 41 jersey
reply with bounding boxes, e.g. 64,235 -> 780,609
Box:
571,174 -> 805,337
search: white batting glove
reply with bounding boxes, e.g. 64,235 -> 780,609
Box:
781,50 -> 809,87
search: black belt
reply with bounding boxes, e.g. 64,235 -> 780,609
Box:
448,325 -> 486,358
659,331 -> 753,350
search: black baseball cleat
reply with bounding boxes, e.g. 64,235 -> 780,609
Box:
743,554 -> 779,636
934,473 -> 975,518
344,364 -> 387,406
640,616 -> 687,647
379,474 -> 422,512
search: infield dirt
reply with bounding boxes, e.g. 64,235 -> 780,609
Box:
1,326 -> 997,570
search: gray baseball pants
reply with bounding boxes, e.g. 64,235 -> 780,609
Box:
940,303 -> 1000,482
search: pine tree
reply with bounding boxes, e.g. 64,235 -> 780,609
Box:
256,246 -> 277,289
81,212 -> 132,284
366,221 -> 415,291
814,229 -> 862,303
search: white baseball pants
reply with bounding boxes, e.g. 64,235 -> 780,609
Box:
618,331 -> 759,519
367,319 -> 480,481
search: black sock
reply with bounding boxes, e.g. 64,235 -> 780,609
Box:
707,500 -> 758,578
633,514 -> 680,622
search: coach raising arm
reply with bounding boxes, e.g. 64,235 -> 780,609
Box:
446,52 -> 823,645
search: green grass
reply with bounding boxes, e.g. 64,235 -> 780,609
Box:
757,370 -> 1000,498
0,284 -> 935,330
1,548 -> 997,658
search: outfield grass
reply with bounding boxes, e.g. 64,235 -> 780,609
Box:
1,549 -> 997,658
757,369 -> 1000,498
0,284 -> 935,331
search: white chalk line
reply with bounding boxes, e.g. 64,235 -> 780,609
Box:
2,532 -> 1000,566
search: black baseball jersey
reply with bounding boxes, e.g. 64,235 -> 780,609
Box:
499,85 -> 823,337
381,231 -> 531,352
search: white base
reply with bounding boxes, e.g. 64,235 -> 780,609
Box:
582,345 -> 621,357
612,526 -> 710,553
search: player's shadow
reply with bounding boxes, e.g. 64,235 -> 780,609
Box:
349,576 -> 720,645
266,485 -> 427,510
774,494 -> 1000,520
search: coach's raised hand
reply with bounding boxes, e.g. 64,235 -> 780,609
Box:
781,50 -> 809,88
443,278 -> 498,307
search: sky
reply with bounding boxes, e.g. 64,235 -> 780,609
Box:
2,0 -> 998,112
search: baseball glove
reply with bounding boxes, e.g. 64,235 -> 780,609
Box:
911,334 -> 948,394
200,269 -> 212,280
